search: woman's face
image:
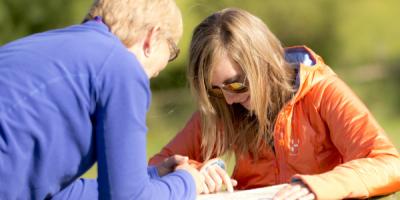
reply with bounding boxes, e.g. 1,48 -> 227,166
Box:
210,54 -> 251,110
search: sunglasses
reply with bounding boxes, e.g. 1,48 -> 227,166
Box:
167,38 -> 180,62
208,76 -> 248,98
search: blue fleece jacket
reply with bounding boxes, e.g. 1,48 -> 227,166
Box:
0,20 -> 195,200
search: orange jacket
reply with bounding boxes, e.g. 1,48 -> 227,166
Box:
149,46 -> 400,199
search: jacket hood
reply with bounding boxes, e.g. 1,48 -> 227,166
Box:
285,46 -> 336,104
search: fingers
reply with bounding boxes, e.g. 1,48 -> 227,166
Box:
201,173 -> 211,194
215,166 -> 234,192
164,155 -> 188,168
298,193 -> 316,200
178,158 -> 237,194
208,167 -> 223,191
273,184 -> 295,200
200,165 -> 238,193
273,183 -> 315,200
200,173 -> 209,194
285,185 -> 311,200
157,155 -> 189,177
231,179 -> 238,187
176,163 -> 207,194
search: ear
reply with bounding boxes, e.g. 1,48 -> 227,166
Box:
143,26 -> 162,58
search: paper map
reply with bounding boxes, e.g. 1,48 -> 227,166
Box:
197,184 -> 287,200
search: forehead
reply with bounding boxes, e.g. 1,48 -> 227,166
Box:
210,54 -> 243,84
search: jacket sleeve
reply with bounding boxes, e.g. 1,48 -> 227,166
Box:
93,48 -> 196,200
294,75 -> 400,199
149,111 -> 204,168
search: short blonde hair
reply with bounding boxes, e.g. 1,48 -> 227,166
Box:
188,8 -> 295,160
85,0 -> 183,47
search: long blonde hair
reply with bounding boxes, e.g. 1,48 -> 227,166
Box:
188,8 -> 295,160
84,0 -> 183,47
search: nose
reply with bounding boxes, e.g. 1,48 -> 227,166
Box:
222,91 -> 241,105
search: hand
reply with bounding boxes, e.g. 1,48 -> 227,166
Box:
176,162 -> 207,194
156,155 -> 189,177
273,181 -> 315,200
200,158 -> 238,193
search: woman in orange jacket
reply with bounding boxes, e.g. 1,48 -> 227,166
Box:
149,8 -> 400,199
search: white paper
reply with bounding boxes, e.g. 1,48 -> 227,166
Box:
196,184 -> 287,200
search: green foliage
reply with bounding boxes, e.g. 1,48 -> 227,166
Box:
2,0 -> 399,88
335,0 -> 400,67
0,0 -> 92,45
153,0 -> 400,89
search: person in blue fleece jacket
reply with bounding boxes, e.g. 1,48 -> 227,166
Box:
0,0 -> 203,199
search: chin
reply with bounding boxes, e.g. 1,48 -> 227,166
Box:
242,104 -> 251,110
241,96 -> 251,110
151,71 -> 160,78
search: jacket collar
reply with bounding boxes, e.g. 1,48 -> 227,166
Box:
284,46 -> 336,104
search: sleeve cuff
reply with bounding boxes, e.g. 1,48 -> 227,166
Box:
147,165 -> 161,178
164,169 -> 197,200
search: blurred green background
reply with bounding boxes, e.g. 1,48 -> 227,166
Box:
1,0 -> 399,179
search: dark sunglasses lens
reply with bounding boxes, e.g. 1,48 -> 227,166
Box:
225,83 -> 248,93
